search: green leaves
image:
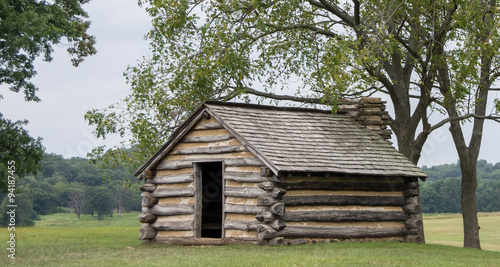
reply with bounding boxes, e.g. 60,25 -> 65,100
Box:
0,0 -> 96,101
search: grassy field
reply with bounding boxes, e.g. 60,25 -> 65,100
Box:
424,212 -> 500,251
0,212 -> 499,266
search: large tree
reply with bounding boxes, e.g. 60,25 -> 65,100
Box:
0,0 -> 96,101
87,0 -> 500,248
0,114 -> 44,192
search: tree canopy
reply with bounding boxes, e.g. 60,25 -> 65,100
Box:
0,0 -> 96,101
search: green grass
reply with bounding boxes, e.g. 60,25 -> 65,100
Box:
0,212 -> 499,266
424,212 -> 500,252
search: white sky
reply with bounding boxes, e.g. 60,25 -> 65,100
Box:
0,1 -> 499,168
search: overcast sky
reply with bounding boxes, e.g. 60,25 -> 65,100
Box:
0,1 -> 499,168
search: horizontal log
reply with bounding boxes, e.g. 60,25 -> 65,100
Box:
138,170 -> 156,180
257,225 -> 407,240
192,122 -> 223,130
224,219 -> 260,231
151,220 -> 194,231
405,197 -> 418,205
172,145 -> 247,155
271,187 -> 286,198
225,204 -> 267,214
281,181 -> 406,192
142,196 -> 159,208
256,211 -> 275,223
151,187 -> 195,198
405,182 -> 419,190
257,196 -> 278,206
139,183 -> 157,192
405,235 -> 423,243
182,134 -> 233,143
152,237 -> 259,245
402,204 -> 421,214
155,161 -> 193,170
155,158 -> 263,171
404,219 -> 422,230
403,189 -> 419,197
283,195 -> 405,206
283,210 -> 407,222
138,213 -> 157,224
139,226 -> 157,240
270,219 -> 286,231
258,182 -> 276,191
268,237 -> 286,246
270,203 -> 285,216
150,204 -> 194,216
224,171 -> 280,183
149,173 -> 193,184
225,187 -> 269,198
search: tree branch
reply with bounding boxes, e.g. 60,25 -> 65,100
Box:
428,114 -> 500,134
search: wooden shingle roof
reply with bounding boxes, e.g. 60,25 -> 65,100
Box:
136,101 -> 426,179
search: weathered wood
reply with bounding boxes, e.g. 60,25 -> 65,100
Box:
152,237 -> 259,245
224,171 -> 280,183
258,181 -> 276,191
149,173 -> 194,184
268,237 -> 286,246
258,226 -> 407,240
255,211 -> 275,223
182,134 -> 233,143
139,226 -> 157,240
193,163 -> 202,238
405,182 -> 419,190
405,235 -> 423,243
283,195 -> 405,206
270,203 -> 285,216
404,219 -> 422,230
192,122 -> 223,130
139,183 -> 157,192
261,167 -> 273,177
225,187 -> 269,198
150,204 -> 195,216
402,203 -> 421,214
151,187 -> 195,198
141,196 -> 159,208
138,170 -> 156,180
151,220 -> 194,231
405,196 -> 418,205
172,145 -> 247,155
224,220 -> 260,231
225,204 -> 267,214
270,219 -> 286,231
283,210 -> 407,222
138,213 -> 157,223
155,161 -> 193,170
257,224 -> 274,241
281,181 -> 406,192
289,239 -> 307,245
257,196 -> 278,206
271,187 -> 286,198
224,158 -> 264,167
408,229 -> 419,235
403,189 -> 419,197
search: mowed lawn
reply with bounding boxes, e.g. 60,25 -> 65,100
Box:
0,212 -> 498,266
424,212 -> 500,252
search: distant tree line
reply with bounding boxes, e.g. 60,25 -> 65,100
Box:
1,153 -> 141,226
420,160 -> 500,213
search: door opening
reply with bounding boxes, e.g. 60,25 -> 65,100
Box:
199,162 -> 223,238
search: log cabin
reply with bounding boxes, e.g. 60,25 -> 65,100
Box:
135,98 -> 427,245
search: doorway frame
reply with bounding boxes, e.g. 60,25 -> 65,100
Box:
193,161 -> 225,238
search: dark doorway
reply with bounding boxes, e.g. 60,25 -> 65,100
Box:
200,162 -> 223,238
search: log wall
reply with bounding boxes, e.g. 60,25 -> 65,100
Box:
253,174 -> 422,244
138,116 -> 268,243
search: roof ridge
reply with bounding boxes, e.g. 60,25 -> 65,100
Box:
203,100 -> 343,115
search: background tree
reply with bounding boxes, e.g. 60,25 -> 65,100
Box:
0,114 -> 44,192
87,0 -> 500,248
68,183 -> 85,219
82,185 -> 114,220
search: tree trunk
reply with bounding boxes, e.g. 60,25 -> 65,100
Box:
460,159 -> 481,249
